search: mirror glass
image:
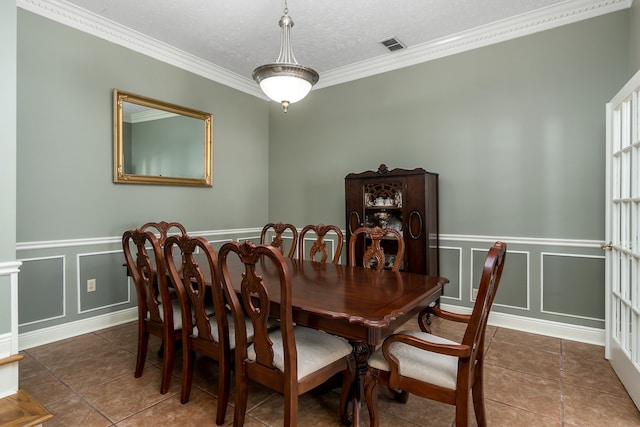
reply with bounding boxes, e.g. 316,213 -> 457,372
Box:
113,89 -> 213,186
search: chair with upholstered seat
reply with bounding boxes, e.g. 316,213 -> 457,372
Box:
139,221 -> 188,351
141,221 -> 187,272
141,220 -> 186,268
218,240 -> 355,427
297,223 -> 344,263
363,241 -> 507,427
348,226 -> 405,271
163,234 -> 235,426
122,229 -> 182,394
140,221 -> 187,243
260,222 -> 298,258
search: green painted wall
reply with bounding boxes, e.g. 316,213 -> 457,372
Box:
631,0 -> 640,74
15,10 -> 269,333
10,7 -> 637,339
0,0 -> 17,333
269,12 -> 629,238
268,12 -> 630,329
17,10 -> 269,242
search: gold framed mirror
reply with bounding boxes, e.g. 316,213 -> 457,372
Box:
113,89 -> 213,186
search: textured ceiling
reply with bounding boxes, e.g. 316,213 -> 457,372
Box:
43,0 -> 573,75
18,0 -> 632,95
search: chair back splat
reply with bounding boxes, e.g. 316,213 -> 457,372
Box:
298,223 -> 344,263
164,235 -> 231,426
122,229 -> 181,394
219,241 -> 355,427
364,241 -> 506,427
349,226 -> 405,271
260,222 -> 299,258
140,221 -> 187,245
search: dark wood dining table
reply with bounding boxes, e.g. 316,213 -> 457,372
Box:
222,256 -> 449,426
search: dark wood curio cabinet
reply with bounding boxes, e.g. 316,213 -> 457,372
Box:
345,164 -> 439,275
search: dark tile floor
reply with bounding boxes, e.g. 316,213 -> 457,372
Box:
19,316 -> 640,426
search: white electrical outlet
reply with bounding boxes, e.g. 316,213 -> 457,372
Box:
87,278 -> 96,292
472,288 -> 478,300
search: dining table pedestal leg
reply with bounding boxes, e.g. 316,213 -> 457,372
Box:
347,341 -> 373,427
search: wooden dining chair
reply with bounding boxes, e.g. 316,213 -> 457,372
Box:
122,229 -> 181,395
297,223 -> 344,263
139,221 -> 188,351
163,234 -> 235,426
218,241 -> 355,427
139,221 -> 188,284
140,221 -> 188,244
363,241 -> 507,427
349,226 -> 405,271
260,222 -> 298,258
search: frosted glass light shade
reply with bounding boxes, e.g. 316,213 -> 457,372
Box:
252,6 -> 319,112
260,75 -> 312,104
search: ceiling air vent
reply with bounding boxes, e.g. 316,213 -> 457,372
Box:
380,36 -> 406,52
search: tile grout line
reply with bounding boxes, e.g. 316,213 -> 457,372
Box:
24,332 -> 119,425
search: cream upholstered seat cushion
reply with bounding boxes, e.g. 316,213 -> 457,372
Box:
247,326 -> 353,380
156,298 -> 183,330
367,330 -> 459,390
193,313 -> 254,350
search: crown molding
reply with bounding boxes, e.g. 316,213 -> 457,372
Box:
317,0 -> 632,88
17,0 -> 633,97
16,0 -> 264,98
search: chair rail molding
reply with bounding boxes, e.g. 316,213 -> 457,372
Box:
439,233 -> 603,248
16,227 -> 263,251
0,261 -> 21,276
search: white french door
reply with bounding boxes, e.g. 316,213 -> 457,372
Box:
605,68 -> 640,410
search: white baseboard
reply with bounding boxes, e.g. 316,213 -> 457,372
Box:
440,304 -> 605,346
18,308 -> 137,351
0,333 -> 18,398
0,363 -> 18,399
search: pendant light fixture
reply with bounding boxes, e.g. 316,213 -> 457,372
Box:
252,0 -> 319,113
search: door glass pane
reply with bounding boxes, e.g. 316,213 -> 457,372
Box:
614,107 -> 621,152
624,254 -> 631,300
635,257 -> 639,311
613,254 -> 621,293
622,152 -> 629,198
631,312 -> 640,365
615,298 -> 622,340
631,147 -> 637,197
626,202 -> 631,250
634,201 -> 639,256
626,305 -> 632,352
623,99 -> 632,149
614,155 -> 620,199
